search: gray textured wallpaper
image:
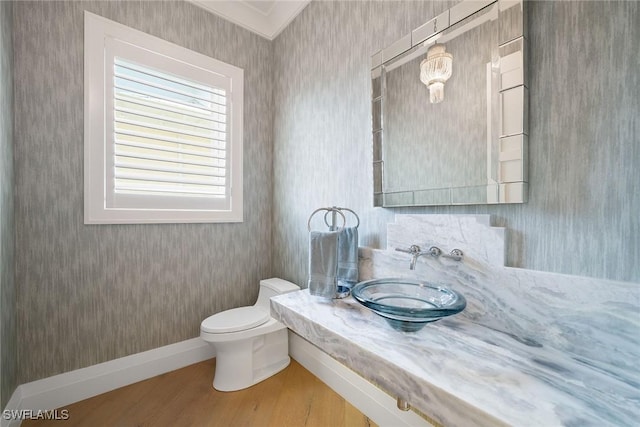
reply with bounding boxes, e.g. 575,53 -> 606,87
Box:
13,1 -> 273,383
7,0 -> 640,388
272,0 -> 639,287
0,0 -> 16,409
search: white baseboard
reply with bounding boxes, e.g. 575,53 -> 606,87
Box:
1,337 -> 215,427
3,332 -> 431,427
288,331 -> 432,427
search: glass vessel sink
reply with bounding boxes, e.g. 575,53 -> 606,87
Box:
351,278 -> 466,332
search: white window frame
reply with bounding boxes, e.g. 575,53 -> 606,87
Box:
84,11 -> 243,224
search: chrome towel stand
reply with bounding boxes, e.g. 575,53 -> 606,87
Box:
307,206 -> 360,299
307,206 -> 360,232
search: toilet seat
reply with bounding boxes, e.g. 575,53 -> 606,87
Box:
201,307 -> 270,334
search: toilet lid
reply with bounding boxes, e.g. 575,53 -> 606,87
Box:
201,306 -> 270,334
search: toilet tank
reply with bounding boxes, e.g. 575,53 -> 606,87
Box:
255,278 -> 300,310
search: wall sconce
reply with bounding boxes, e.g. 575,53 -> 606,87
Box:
419,44 -> 453,104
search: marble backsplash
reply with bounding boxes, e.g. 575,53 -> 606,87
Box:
359,214 -> 639,384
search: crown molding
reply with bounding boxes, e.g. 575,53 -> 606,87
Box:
189,1 -> 310,40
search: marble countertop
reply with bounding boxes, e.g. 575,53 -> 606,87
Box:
271,289 -> 639,427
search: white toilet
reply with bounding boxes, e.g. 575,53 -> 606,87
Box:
200,278 -> 300,391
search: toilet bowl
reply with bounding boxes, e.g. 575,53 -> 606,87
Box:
200,278 -> 300,391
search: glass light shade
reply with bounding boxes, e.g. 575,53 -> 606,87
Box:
428,81 -> 445,104
420,44 -> 453,104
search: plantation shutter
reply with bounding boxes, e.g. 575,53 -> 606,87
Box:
104,38 -> 233,211
85,11 -> 243,224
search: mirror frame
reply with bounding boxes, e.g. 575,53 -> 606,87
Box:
371,0 -> 528,207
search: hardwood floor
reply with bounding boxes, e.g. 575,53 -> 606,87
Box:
23,359 -> 376,427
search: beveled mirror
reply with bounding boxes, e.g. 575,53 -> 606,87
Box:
372,0 -> 528,207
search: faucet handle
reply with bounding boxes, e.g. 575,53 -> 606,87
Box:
442,249 -> 464,261
427,246 -> 442,257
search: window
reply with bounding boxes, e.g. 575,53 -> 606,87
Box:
84,12 -> 243,224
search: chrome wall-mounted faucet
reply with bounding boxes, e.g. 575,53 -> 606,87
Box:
395,245 -> 463,269
395,245 -> 431,270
